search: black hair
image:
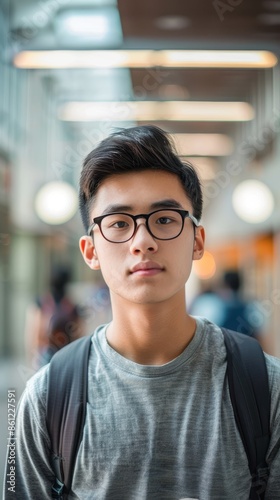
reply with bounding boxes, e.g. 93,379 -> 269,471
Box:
50,265 -> 71,303
79,125 -> 203,232
223,270 -> 242,292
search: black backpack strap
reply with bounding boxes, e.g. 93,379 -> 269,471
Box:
46,335 -> 92,499
222,328 -> 271,500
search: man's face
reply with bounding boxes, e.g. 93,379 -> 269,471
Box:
80,170 -> 205,307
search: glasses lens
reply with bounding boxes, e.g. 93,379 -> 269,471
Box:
149,210 -> 183,239
101,213 -> 134,242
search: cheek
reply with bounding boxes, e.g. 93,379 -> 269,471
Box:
95,243 -> 126,278
172,237 -> 195,260
172,241 -> 195,276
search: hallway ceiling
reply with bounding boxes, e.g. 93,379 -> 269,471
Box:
6,0 -> 280,134
3,0 -> 280,240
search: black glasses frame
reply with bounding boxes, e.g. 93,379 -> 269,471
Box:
87,208 -> 199,243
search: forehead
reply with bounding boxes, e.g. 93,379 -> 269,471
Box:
91,170 -> 192,216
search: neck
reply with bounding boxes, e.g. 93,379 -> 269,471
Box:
106,291 -> 196,365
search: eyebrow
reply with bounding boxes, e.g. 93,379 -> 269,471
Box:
150,199 -> 184,210
101,199 -> 184,216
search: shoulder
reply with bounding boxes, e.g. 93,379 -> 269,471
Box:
265,352 -> 280,377
193,317 -> 227,362
194,316 -> 225,341
26,362 -> 49,396
264,353 -> 280,407
264,353 -> 280,461
17,364 -> 50,440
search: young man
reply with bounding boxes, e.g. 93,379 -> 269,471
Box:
4,125 -> 280,499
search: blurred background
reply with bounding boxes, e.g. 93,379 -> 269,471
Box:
1,0 -> 280,489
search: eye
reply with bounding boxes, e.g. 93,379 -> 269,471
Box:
110,220 -> 129,229
105,216 -> 131,230
156,216 -> 173,225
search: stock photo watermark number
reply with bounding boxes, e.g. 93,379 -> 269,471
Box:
6,390 -> 16,493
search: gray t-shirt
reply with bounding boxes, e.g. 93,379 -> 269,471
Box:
3,318 -> 280,499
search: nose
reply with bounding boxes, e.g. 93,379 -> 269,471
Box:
129,220 -> 158,254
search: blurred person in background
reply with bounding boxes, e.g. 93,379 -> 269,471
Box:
188,282 -> 226,325
218,269 -> 262,338
24,264 -> 84,369
190,269 -> 262,339
39,306 -> 83,366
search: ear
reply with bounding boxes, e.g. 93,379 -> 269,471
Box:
79,236 -> 100,270
192,225 -> 205,261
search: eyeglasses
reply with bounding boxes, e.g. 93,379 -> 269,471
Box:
88,209 -> 198,243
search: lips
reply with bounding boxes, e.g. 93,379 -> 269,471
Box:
130,261 -> 163,274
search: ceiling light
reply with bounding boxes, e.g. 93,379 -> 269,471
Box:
14,50 -> 133,69
160,50 -> 278,68
13,50 -> 278,69
155,16 -> 190,30
173,133 -> 234,156
58,101 -> 254,122
34,181 -> 78,225
55,7 -> 122,43
61,14 -> 110,36
232,180 -> 274,223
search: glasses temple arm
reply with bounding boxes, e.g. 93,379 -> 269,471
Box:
87,222 -> 96,236
188,214 -> 199,227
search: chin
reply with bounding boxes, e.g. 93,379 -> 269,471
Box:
128,292 -> 173,305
